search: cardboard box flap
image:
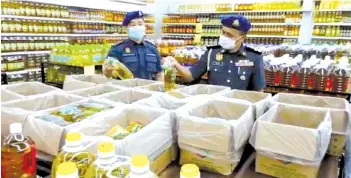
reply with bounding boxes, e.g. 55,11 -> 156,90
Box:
174,84 -> 230,96
1,88 -> 24,102
94,89 -> 154,104
178,97 -> 254,153
250,104 -> 332,162
63,74 -> 111,91
3,82 -> 61,96
68,84 -> 123,97
138,83 -> 185,93
109,78 -> 159,88
135,94 -> 188,111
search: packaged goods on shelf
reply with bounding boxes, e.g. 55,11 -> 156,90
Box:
250,104 -> 332,178
68,83 -> 123,97
216,89 -> 272,119
1,92 -> 84,138
63,74 -> 112,91
270,93 -> 350,157
93,88 -> 153,104
22,99 -> 116,155
317,0 -> 351,10
177,97 -> 254,175
313,26 -> 350,37
138,83 -> 184,93
109,78 -> 160,88
233,1 -> 301,11
172,84 -> 230,97
314,11 -> 351,23
1,87 -> 24,102
2,81 -> 60,97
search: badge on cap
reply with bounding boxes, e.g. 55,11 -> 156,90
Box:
125,47 -> 131,53
233,19 -> 240,27
216,53 -> 223,61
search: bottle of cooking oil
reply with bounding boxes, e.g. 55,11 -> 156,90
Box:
84,141 -> 130,178
126,155 -> 157,178
180,164 -> 200,178
105,56 -> 134,79
51,132 -> 95,178
1,123 -> 36,178
56,162 -> 79,178
163,57 -> 176,91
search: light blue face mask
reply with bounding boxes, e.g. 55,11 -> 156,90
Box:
128,25 -> 146,42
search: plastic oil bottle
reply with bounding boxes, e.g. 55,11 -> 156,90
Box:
105,56 -> 134,80
51,132 -> 96,178
180,164 -> 200,178
163,57 -> 176,91
56,162 -> 79,178
84,141 -> 130,178
126,154 -> 158,178
1,123 -> 36,178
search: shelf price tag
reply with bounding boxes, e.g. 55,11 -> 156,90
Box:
195,23 -> 203,34
194,34 -> 202,44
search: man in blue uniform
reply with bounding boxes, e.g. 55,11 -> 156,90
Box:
103,10 -> 164,81
167,15 -> 265,91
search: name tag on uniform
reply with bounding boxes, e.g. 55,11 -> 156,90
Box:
122,54 -> 136,57
146,54 -> 156,57
212,61 -> 223,66
235,60 -> 254,67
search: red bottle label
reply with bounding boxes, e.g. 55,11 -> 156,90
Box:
274,72 -> 280,86
325,77 -> 332,91
291,74 -> 297,88
23,143 -> 36,175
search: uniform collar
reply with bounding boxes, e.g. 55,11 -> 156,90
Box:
126,38 -> 146,46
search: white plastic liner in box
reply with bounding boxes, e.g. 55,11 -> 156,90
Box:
137,83 -> 185,93
216,89 -> 272,119
171,84 -> 230,97
73,105 -> 173,161
23,99 -> 120,156
109,78 -> 160,88
68,83 -> 124,97
250,103 -> 332,164
1,92 -> 84,137
63,74 -> 111,91
2,82 -> 61,97
177,96 -> 254,163
1,87 -> 24,102
93,88 -> 154,104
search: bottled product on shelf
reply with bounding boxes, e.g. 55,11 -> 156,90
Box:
201,36 -> 219,46
181,164 -> 201,178
178,4 -> 231,13
162,25 -> 195,34
233,1 -> 302,11
1,123 -> 36,178
313,26 -> 351,37
126,154 -> 157,178
249,25 -> 300,36
246,38 -> 297,45
144,15 -> 155,23
56,162 -> 79,178
317,0 -> 351,10
156,39 -> 187,56
314,11 -> 351,23
51,132 -> 95,178
163,15 -> 197,23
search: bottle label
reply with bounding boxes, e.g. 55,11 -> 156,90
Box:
23,143 -> 37,174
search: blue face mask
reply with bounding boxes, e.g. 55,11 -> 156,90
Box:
128,25 -> 146,42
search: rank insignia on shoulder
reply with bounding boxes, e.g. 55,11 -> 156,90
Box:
242,52 -> 247,57
216,53 -> 223,61
125,47 -> 131,53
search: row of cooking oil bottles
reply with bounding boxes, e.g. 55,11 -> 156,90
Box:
1,123 -> 201,178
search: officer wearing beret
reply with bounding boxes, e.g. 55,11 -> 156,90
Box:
167,15 -> 265,91
104,10 -> 164,81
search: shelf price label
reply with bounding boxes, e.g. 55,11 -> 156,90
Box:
195,23 -> 203,34
194,34 -> 202,44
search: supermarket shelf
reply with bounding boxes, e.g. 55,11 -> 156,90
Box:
163,22 -> 301,26
312,36 -> 351,40
168,10 -> 303,15
1,51 -> 51,56
314,23 -> 351,26
162,33 -> 299,38
162,33 -> 196,36
318,9 -> 351,12
4,68 -> 41,75
1,33 -> 128,37
247,35 -> 299,38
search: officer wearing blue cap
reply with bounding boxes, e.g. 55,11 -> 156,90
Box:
103,10 -> 163,81
166,15 -> 265,91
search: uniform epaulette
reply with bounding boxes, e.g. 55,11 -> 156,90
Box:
144,40 -> 157,47
206,45 -> 221,50
244,46 -> 262,55
112,40 -> 124,47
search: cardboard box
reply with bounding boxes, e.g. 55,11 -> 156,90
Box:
109,78 -> 159,88
251,104 -> 332,161
23,99 -> 119,156
68,84 -> 123,97
1,87 -> 24,102
1,92 -> 84,137
255,153 -> 321,178
151,144 -> 177,175
138,83 -> 185,93
63,74 -> 111,91
94,88 -> 154,104
2,82 -> 61,97
173,84 -> 230,96
217,89 -> 272,119
270,93 -> 349,156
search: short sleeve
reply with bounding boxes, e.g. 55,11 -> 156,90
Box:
250,55 -> 266,90
190,51 -> 209,81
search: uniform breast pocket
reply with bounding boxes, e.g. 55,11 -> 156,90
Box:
145,54 -> 158,73
122,55 -> 139,71
236,67 -> 253,87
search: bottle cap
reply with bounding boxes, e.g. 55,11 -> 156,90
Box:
97,141 -> 115,159
181,164 -> 200,178
10,123 -> 22,134
65,132 -> 81,142
131,154 -> 150,174
57,162 -> 78,177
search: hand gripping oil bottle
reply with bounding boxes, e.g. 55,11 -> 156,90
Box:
51,132 -> 96,178
1,123 -> 36,178
163,56 -> 176,91
84,141 -> 130,178
126,154 -> 158,178
105,56 -> 134,80
180,164 -> 201,178
56,162 -> 79,178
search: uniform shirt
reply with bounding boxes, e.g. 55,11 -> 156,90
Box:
190,45 -> 265,90
107,39 -> 163,80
